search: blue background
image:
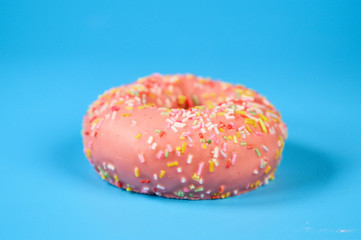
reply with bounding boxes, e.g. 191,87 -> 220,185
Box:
1,1 -> 361,239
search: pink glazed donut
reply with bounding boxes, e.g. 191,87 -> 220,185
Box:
82,74 -> 287,200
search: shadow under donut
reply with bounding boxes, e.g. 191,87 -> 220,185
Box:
51,134 -> 342,205
218,140 -> 342,206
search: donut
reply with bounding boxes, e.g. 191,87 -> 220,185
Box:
82,74 -> 288,200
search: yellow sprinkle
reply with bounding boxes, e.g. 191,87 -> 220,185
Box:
228,135 -> 233,140
225,192 -> 230,198
275,149 -> 281,159
219,128 -> 225,132
265,165 -> 272,174
126,186 -> 132,191
122,113 -> 131,117
269,172 -> 275,180
137,106 -> 145,110
259,118 -> 268,133
260,114 -> 269,122
181,142 -> 187,153
180,132 -> 185,140
196,112 -> 201,117
255,180 -> 261,187
160,170 -> 165,178
101,174 -> 106,180
235,110 -> 246,116
189,184 -> 195,189
233,136 -> 238,143
192,174 -> 200,181
236,132 -> 241,139
217,112 -> 225,115
136,134 -> 142,139
114,174 -> 119,182
202,144 -> 207,149
125,106 -> 133,110
209,161 -> 214,172
134,167 -> 140,177
167,161 -> 179,167
176,146 -> 182,152
246,125 -> 252,133
178,95 -> 187,104
86,148 -> 91,158
91,118 -> 100,126
245,118 -> 255,124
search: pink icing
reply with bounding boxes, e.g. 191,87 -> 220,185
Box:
82,74 -> 287,200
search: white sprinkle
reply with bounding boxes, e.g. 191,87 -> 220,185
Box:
233,190 -> 238,195
200,194 -> 204,198
181,177 -> 186,183
232,153 -> 237,164
171,125 -> 178,132
212,158 -> 219,166
156,150 -> 163,159
143,186 -> 150,191
262,145 -> 269,152
206,190 -> 211,194
214,126 -> 220,135
151,142 -> 157,150
147,136 -> 153,144
157,184 -> 165,190
167,144 -> 173,152
177,167 -> 182,173
222,143 -> 227,152
111,110 -> 117,120
253,169 -> 259,174
131,120 -> 137,126
187,154 -> 193,164
199,179 -> 203,184
107,163 -> 115,171
138,153 -> 145,163
213,147 -> 219,158
166,118 -> 174,124
220,150 -> 227,158
187,136 -> 193,143
200,128 -> 206,134
225,115 -> 235,120
174,122 -> 186,128
153,174 -> 158,180
197,162 -> 204,175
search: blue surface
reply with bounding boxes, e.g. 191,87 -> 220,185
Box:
1,1 -> 361,239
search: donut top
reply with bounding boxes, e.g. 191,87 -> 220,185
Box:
82,74 -> 287,199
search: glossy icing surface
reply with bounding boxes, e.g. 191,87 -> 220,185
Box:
82,74 -> 287,199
